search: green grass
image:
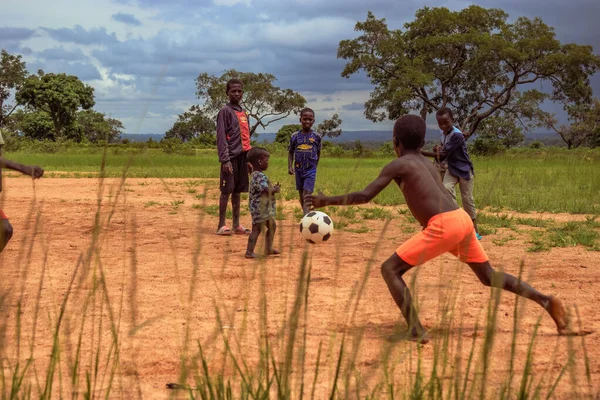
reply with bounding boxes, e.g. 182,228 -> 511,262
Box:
7,147 -> 600,214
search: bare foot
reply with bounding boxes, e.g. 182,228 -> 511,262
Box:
245,252 -> 260,259
547,296 -> 568,334
387,330 -> 429,344
266,249 -> 281,256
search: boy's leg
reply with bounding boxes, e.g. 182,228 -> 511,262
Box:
468,261 -> 567,334
298,190 -> 305,213
381,253 -> 429,343
245,223 -> 263,258
231,192 -> 241,228
265,219 -> 280,255
442,171 -> 459,201
459,174 -> 479,235
302,169 -> 317,215
0,219 -> 13,253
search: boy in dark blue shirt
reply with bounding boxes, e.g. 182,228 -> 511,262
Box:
288,108 -> 322,215
422,107 -> 481,239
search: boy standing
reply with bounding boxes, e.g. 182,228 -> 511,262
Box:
422,107 -> 481,239
305,115 -> 568,344
288,108 -> 321,215
245,147 -> 280,259
0,157 -> 44,252
216,78 -> 252,236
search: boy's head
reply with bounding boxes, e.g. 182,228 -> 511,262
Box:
299,108 -> 315,132
226,78 -> 243,105
247,146 -> 270,171
393,115 -> 426,153
436,107 -> 454,133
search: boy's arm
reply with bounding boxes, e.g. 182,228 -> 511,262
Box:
0,158 -> 44,178
306,161 -> 400,208
216,109 -> 232,172
287,135 -> 295,174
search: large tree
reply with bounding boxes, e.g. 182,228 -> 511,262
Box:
196,70 -> 306,136
337,6 -> 600,137
165,105 -> 216,142
0,49 -> 28,127
16,70 -> 95,139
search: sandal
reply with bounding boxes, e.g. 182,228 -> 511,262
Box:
216,226 -> 233,236
233,226 -> 251,235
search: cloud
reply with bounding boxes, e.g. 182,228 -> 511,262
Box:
37,46 -> 88,61
112,12 -> 143,26
42,25 -> 119,46
0,27 -> 37,41
341,102 -> 364,111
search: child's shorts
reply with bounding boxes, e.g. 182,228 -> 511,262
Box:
295,168 -> 316,192
396,208 -> 488,266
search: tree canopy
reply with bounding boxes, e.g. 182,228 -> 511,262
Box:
16,70 -> 95,140
337,6 -> 600,137
165,105 -> 216,142
196,69 -> 306,136
0,50 -> 27,127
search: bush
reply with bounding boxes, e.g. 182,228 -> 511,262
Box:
469,137 -> 504,156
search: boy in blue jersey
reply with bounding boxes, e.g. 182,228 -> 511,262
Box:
422,107 -> 481,239
288,108 -> 322,215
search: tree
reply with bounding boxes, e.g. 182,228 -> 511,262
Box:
75,110 -> 124,143
316,113 -> 342,138
12,109 -> 54,140
165,105 -> 216,142
16,70 -> 95,139
275,124 -> 301,144
337,6 -> 600,137
542,98 -> 600,149
0,49 -> 28,127
196,70 -> 306,136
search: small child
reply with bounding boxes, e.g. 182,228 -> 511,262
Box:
245,147 -> 280,259
288,108 -> 321,215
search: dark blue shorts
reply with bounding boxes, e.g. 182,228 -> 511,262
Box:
295,168 -> 316,192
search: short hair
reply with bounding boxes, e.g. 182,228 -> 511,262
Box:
300,107 -> 314,118
436,107 -> 453,120
393,115 -> 426,150
247,146 -> 269,166
226,78 -> 243,93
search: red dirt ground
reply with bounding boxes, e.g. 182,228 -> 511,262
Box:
1,176 -> 598,399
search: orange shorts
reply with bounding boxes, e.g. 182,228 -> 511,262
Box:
396,208 -> 488,266
0,208 -> 6,220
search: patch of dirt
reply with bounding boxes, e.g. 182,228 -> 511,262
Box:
0,177 -> 598,398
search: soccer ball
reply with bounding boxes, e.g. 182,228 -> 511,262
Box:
299,211 -> 334,244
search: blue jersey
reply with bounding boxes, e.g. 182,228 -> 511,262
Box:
288,130 -> 321,171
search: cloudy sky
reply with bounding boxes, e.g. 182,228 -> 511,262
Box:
2,0 -> 599,135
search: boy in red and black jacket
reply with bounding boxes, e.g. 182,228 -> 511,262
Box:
215,79 -> 252,236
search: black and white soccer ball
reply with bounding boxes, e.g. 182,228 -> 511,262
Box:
299,211 -> 334,244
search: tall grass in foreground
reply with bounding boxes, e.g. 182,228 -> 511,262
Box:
0,149 -> 597,399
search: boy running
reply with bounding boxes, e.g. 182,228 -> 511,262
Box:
0,157 -> 44,252
245,147 -> 280,259
216,78 -> 252,236
305,115 -> 568,344
288,108 -> 321,215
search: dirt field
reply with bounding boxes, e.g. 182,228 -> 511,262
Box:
1,176 -> 598,399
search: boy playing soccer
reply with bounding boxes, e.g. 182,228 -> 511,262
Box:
216,78 -> 252,236
245,147 -> 280,259
305,115 -> 568,344
288,108 -> 321,215
0,157 -> 44,252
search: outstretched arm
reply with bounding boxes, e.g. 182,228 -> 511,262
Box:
0,158 -> 44,178
305,161 -> 400,209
